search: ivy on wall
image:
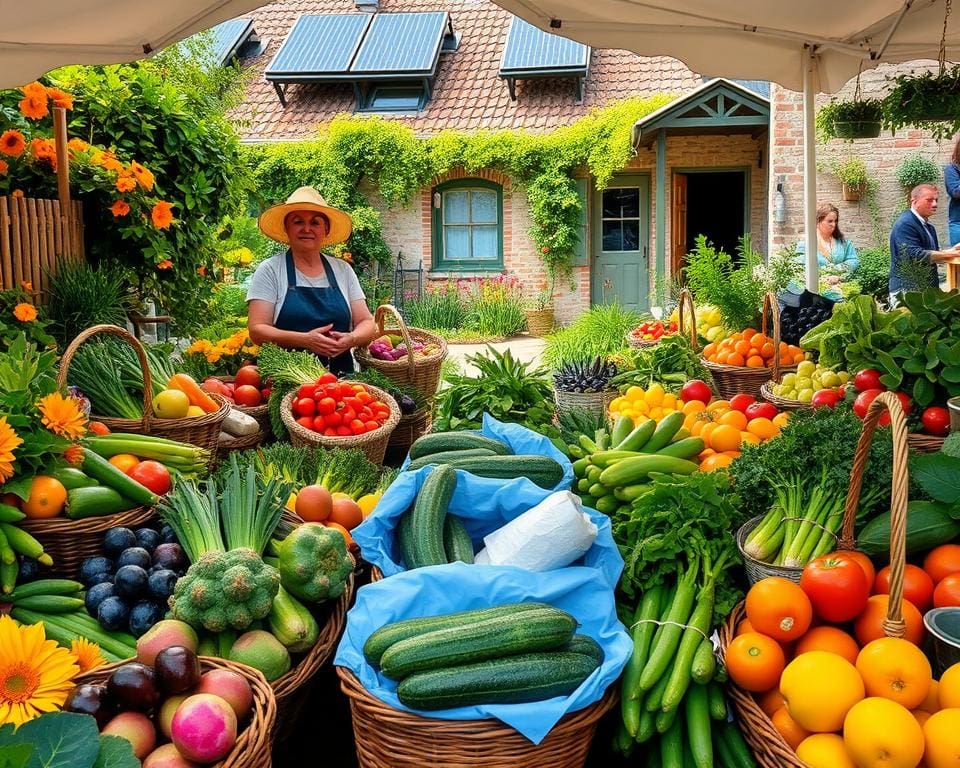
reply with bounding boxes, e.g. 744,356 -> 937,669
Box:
243,94 -> 673,281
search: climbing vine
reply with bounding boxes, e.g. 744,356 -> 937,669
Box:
242,94 -> 673,280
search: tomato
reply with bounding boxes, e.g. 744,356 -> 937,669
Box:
344,396 -> 363,411
934,574 -> 960,608
852,388 -> 882,419
325,411 -> 342,427
109,453 -> 140,474
234,365 -> 261,389
799,554 -> 870,622
924,544 -> 960,584
128,460 -> 172,495
810,389 -> 842,408
364,420 -> 380,432
317,372 -> 338,385
680,379 -> 712,404
843,550 -> 876,590
921,406 -> 951,437
293,397 -> 315,417
745,577 -> 813,642
873,564 -> 934,612
729,394 -> 757,413
298,383 -> 316,400
853,369 -> 885,392
296,416 -> 315,430
323,382 -> 341,398
317,397 -> 337,416
339,383 -> 356,398
312,415 -> 327,432
724,632 -> 786,692
854,594 -> 925,646
349,419 -> 366,435
260,387 -> 271,400
336,425 -> 352,436
339,406 -> 357,423
744,402 -> 778,421
324,427 -> 337,436
234,385 -> 262,407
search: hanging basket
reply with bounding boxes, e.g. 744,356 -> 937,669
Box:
832,120 -> 882,139
720,391 -> 913,768
626,288 -> 698,349
842,182 -> 866,202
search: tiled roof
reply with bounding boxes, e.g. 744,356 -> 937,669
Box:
232,0 -> 701,140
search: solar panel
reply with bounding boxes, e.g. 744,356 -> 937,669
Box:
499,16 -> 589,76
266,14 -> 372,79
210,18 -> 254,66
352,12 -> 449,76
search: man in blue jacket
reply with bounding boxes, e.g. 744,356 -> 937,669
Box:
889,184 -> 960,305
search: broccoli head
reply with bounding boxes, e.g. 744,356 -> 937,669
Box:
275,523 -> 353,603
170,548 -> 280,632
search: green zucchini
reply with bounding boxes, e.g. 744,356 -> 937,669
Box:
66,486 -> 139,519
656,437 -> 705,461
561,634 -> 604,664
409,465 -> 457,568
643,412 -> 686,454
8,579 -> 83,600
49,466 -> 99,490
595,495 -> 620,515
396,651 -> 599,710
610,416 -> 635,448
598,455 -> 699,487
10,595 -> 85,613
80,448 -> 159,506
406,448 -> 497,471
590,450 -> 645,468
268,586 -> 320,653
380,605 -> 576,680
442,515 -> 474,564
616,419 -> 657,452
364,602 -> 554,666
0,503 -> 25,523
409,432 -> 512,460
858,500 -> 960,557
439,455 -> 565,490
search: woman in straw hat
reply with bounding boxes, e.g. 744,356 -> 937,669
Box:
247,186 -> 377,374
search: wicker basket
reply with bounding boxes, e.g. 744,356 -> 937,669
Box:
626,288 -> 698,350
703,293 -> 796,400
525,308 -> 555,337
280,386 -> 400,466
336,666 -> 616,768
22,505 -> 155,579
554,388 -> 618,421
907,433 -> 946,453
758,381 -> 811,412
216,430 -> 263,461
735,514 -> 805,585
76,656 -> 276,768
720,391 -> 913,768
387,407 -> 432,453
216,374 -> 272,439
354,304 -> 447,399
58,324 -> 229,472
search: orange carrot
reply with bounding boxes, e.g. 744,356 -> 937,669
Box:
168,373 -> 220,413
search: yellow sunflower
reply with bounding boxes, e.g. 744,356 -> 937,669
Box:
0,417 -> 23,485
68,638 -> 106,674
37,392 -> 87,440
0,615 -> 79,727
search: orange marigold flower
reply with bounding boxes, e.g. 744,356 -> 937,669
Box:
30,138 -> 55,159
19,95 -> 48,120
0,160 -> 7,176
63,444 -> 85,466
20,82 -> 47,99
156,259 -> 174,270
109,200 -> 130,217
115,176 -> 136,193
0,130 -> 26,157
37,392 -> 87,440
13,303 -> 37,322
197,265 -> 207,276
0,417 -> 22,486
129,161 -> 154,191
151,201 -> 174,229
45,87 -> 74,110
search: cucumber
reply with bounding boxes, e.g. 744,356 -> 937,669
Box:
409,465 -> 457,568
610,416 -> 635,448
380,605 -> 576,680
858,500 -> 960,557
396,651 -> 599,710
561,634 -> 604,664
80,448 -> 160,506
11,595 -> 85,613
406,448 -> 498,471
66,486 -> 139,519
594,495 -> 620,515
0,560 -> 15,595
49,466 -> 98,490
8,579 -> 83,600
364,602 -> 554,666
409,432 -> 512,460
598,455 -> 699,487
617,419 -> 657,452
397,508 -> 417,568
442,515 -> 474,564
590,450 -> 644,468
643,412 -> 686,454
0,503 -> 25,523
572,457 -> 590,477
656,437 -> 705,460
438,455 -> 564,489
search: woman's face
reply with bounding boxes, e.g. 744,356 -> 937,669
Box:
285,210 -> 328,249
818,211 -> 838,238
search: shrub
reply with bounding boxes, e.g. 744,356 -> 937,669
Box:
851,246 -> 892,303
463,275 -> 526,337
405,281 -> 466,330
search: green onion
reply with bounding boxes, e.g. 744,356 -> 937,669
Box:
219,454 -> 289,555
157,480 -> 225,561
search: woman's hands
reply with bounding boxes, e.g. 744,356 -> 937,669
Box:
302,324 -> 355,357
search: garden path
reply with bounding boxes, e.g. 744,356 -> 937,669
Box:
446,334 -> 546,376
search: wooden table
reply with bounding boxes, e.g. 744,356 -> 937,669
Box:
945,255 -> 960,291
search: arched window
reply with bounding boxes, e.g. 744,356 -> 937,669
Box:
431,178 -> 503,270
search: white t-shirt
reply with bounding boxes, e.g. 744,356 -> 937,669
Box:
245,252 -> 366,324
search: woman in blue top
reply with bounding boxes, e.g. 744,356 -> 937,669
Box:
943,137 -> 960,246
795,202 -> 860,274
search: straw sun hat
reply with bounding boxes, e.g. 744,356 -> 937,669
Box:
258,186 -> 353,246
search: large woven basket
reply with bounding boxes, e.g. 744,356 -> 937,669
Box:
554,388 -> 618,421
703,293 -> 797,400
907,433 -> 946,454
336,666 -> 616,768
280,385 -> 400,466
758,381 -> 812,412
216,430 -> 263,462
59,324 -> 228,472
626,288 -> 697,349
525,308 -> 555,337
387,407 -> 432,453
720,391 -> 913,768
354,304 -> 447,399
22,505 -> 155,579
76,656 -> 276,768
216,374 -> 272,439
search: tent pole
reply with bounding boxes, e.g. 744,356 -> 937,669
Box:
803,47 -> 819,292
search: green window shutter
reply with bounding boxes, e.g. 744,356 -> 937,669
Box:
571,178 -> 589,267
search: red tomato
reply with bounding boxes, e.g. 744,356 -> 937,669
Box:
744,402 -> 778,421
344,396 -> 363,411
853,369 -> 885,393
922,407 -> 951,437
364,420 -> 380,432
340,406 -> 357,423
799,553 -> 870,623
312,415 -> 327,432
293,397 -> 315,417
843,550 -> 876,590
336,425 -> 352,436
349,419 -> 366,435
325,411 -> 342,427
873,564 -> 934,612
729,394 -> 756,413
680,380 -> 712,404
852,388 -> 908,425
317,372 -> 338,385
317,397 -> 337,416
323,383 -> 341,398
810,389 -> 842,409
323,427 -> 337,436
298,383 -> 316,399
339,383 -> 356,398
234,365 -> 261,389
234,385 -> 262,407
260,387 -> 271,400
296,416 -> 314,430
924,544 -> 960,584
127,460 -> 171,495
934,573 -> 960,608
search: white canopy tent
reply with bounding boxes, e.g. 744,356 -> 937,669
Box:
489,0 -> 960,290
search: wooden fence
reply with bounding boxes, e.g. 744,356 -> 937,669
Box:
0,195 -> 84,300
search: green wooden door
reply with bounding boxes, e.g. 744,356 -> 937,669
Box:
591,175 -> 649,311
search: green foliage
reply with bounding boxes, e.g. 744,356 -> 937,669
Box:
0,711 -> 139,768
882,65 -> 960,141
462,275 -> 526,337
830,156 -> 870,188
682,235 -> 765,332
815,98 -> 884,142
895,153 -> 942,189
541,302 -> 640,369
405,281 -> 467,331
851,246 -> 892,303
0,288 -> 55,350
611,335 -> 710,392
46,259 -> 131,347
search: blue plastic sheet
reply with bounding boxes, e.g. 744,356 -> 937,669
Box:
333,562 -> 633,744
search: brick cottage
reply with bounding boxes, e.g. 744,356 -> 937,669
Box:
226,0 -> 955,323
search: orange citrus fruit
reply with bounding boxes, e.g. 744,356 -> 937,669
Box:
843,697 -> 924,768
796,733 -> 857,768
855,637 -> 932,710
781,651 -> 864,732
709,424 -> 742,453
21,476 -> 67,519
923,708 -> 960,768
794,626 -> 860,665
771,706 -> 811,750
108,453 -> 141,474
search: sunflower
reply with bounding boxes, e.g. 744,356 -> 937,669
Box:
19,95 -> 48,120
68,638 -> 105,674
13,303 -> 37,322
0,418 -> 23,485
151,201 -> 174,229
129,161 -> 154,191
63,444 -> 85,466
37,392 -> 87,440
0,615 -> 79,727
109,200 -> 130,217
115,176 -> 136,193
0,130 -> 26,158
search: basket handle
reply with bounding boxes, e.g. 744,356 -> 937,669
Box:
676,288 -> 699,351
760,292 -> 785,381
374,304 -> 416,378
838,391 -> 910,639
56,323 -> 155,432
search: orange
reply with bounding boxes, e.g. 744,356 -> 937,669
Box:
794,626 -> 860,665
913,708 -> 931,727
736,618 -> 756,635
750,332 -> 767,349
724,632 -> 785,692
740,431 -> 761,445
855,637 -> 932,710
734,339 -> 751,357
742,328 -> 757,340
726,352 -> 745,367
781,651 -> 864,732
937,664 -> 960,709
745,577 -> 812,642
760,342 -> 776,359
699,422 -> 718,447
746,355 -> 765,367
792,351 -> 806,365
717,409 -> 748,430
709,424 -> 742,453
747,417 -> 778,441
854,595 -> 925,647
108,453 -> 140,474
796,733 -> 857,768
843,697 -> 924,768
702,343 -> 717,359
771,706 -> 811,750
918,679 -> 940,714
21,476 -> 67,519
922,708 -> 960,768
700,453 -> 734,472
681,399 -> 706,415
757,687 -> 785,716
714,351 -> 730,364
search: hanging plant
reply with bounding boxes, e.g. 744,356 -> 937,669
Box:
816,98 -> 884,141
830,156 -> 873,202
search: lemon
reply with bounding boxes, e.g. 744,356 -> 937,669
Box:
357,492 -> 382,518
186,405 -> 205,417
153,388 -> 190,419
645,383 -> 665,406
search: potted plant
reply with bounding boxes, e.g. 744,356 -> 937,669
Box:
895,154 -> 942,203
523,279 -> 555,337
830,156 -> 871,202
882,64 -> 960,140
816,98 -> 884,141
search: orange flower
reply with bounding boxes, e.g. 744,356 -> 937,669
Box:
197,266 -> 207,276
0,160 -> 7,176
20,82 -> 47,99
37,392 -> 86,440
44,86 -> 74,110
109,200 -> 130,217
151,201 -> 174,229
0,417 -> 22,486
156,259 -> 174,270
129,161 -> 154,191
29,138 -> 56,170
10,190 -> 23,199
69,639 -> 106,673
13,303 -> 37,322
67,138 -> 90,156
63,444 -> 85,466
19,95 -> 48,120
0,130 -> 26,157
115,176 -> 136,193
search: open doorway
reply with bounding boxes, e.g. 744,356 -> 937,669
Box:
672,169 -> 748,273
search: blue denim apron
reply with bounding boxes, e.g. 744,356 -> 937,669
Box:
274,250 -> 354,374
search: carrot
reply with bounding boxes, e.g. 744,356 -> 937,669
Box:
168,373 -> 220,413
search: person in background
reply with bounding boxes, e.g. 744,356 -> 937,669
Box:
247,186 -> 377,374
944,136 -> 960,245
888,183 -> 960,305
795,202 -> 859,299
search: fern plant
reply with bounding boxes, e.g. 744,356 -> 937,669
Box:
682,236 -> 765,332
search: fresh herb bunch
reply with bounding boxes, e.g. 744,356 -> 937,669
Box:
257,343 -> 329,438
683,235 -> 765,332
541,303 -> 640,369
800,294 -> 899,368
610,334 -> 710,392
46,259 -> 131,348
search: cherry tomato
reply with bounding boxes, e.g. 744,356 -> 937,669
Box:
293,397 -> 315,417
924,544 -> 960,584
312,415 -> 327,432
339,383 -> 356,398
744,402 -> 778,420
364,420 -> 380,432
853,369 -> 885,392
921,406 -> 951,437
317,372 -> 338,385
296,416 -> 315,430
349,419 -> 366,435
128,460 -> 172,495
325,411 -> 342,427
340,406 -> 357,423
934,573 -> 960,608
323,383 -> 341,398
873,564 -> 934,613
799,553 -> 870,623
852,388 -> 882,419
336,425 -> 352,436
260,387 -> 271,400
729,394 -> 756,413
234,365 -> 261,389
680,379 -> 712,404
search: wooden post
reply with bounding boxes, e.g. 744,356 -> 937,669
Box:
53,106 -> 70,211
